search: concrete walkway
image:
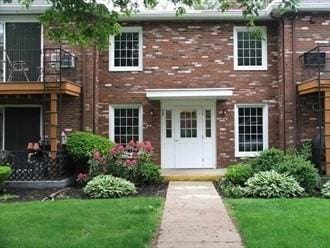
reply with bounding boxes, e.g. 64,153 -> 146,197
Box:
156,181 -> 243,248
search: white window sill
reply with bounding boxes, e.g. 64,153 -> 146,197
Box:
235,151 -> 262,158
234,65 -> 268,71
109,67 -> 143,72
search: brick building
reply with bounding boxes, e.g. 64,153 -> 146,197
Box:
0,0 -> 330,176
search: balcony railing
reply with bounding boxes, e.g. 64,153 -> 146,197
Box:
0,48 -> 78,83
299,45 -> 330,83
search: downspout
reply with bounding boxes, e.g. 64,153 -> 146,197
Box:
92,44 -> 97,134
291,15 -> 298,146
81,47 -> 86,131
281,18 -> 287,151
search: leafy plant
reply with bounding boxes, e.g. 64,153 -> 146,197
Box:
218,180 -> 245,198
83,175 -> 136,199
250,148 -> 287,172
224,163 -> 253,186
244,170 -> 304,198
321,181 -> 330,198
66,132 -> 114,169
276,155 -> 320,193
137,162 -> 161,184
0,165 -> 12,183
89,141 -> 160,185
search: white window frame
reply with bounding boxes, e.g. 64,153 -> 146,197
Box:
109,27 -> 143,72
233,26 -> 268,71
109,104 -> 143,143
234,103 -> 268,157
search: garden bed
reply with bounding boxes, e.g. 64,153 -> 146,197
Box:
1,183 -> 168,203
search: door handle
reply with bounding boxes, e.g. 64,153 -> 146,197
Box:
174,139 -> 178,142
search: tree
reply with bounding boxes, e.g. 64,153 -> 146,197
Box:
21,0 -> 299,49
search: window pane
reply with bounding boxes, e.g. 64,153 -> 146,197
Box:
180,110 -> 197,138
113,107 -> 140,145
165,110 -> 172,138
113,31 -> 140,68
237,106 -> 264,153
236,29 -> 264,67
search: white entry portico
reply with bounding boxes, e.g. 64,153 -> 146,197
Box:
146,88 -> 233,169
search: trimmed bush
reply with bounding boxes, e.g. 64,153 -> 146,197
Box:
244,170 -> 304,198
276,155 -> 320,193
225,163 -> 253,186
321,181 -> 330,198
83,175 -> 136,198
218,180 -> 245,198
250,148 -> 286,172
0,165 -> 12,183
66,132 -> 114,168
137,162 -> 161,184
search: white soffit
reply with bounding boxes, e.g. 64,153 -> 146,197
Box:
145,88 -> 233,100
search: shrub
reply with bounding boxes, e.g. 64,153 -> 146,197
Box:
321,181 -> 330,198
217,180 -> 245,198
277,155 -> 320,193
89,141 -> 161,185
83,175 -> 136,198
137,162 -> 161,184
225,163 -> 253,186
244,170 -> 304,198
66,132 -> 114,169
250,148 -> 286,172
0,165 -> 12,183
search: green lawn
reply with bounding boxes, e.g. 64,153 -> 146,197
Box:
226,198 -> 330,248
0,197 -> 164,248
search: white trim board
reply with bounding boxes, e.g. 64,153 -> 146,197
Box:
146,88 -> 233,100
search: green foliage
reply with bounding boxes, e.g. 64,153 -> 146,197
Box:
244,170 -> 304,198
225,163 -> 253,186
0,194 -> 19,202
66,132 -> 113,164
250,148 -> 320,193
291,140 -> 313,161
21,0 -> 299,49
0,165 -> 12,183
276,156 -> 320,193
321,181 -> 330,198
137,162 -> 162,184
218,180 -> 245,198
250,148 -> 287,172
83,175 -> 136,198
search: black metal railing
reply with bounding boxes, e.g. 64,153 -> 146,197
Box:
0,48 -> 78,83
0,149 -> 72,181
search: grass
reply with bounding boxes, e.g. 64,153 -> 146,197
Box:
0,197 -> 164,248
226,198 -> 330,248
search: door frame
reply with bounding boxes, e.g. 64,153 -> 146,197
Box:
0,105 -> 43,150
160,99 -> 217,169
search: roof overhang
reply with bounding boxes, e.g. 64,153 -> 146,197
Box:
145,88 -> 233,100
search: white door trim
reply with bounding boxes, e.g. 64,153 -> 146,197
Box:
161,99 -> 217,169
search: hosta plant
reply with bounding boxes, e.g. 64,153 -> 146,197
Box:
245,170 -> 304,198
83,175 -> 136,199
321,181 -> 330,198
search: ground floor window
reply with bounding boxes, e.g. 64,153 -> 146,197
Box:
109,105 -> 143,144
234,104 -> 268,157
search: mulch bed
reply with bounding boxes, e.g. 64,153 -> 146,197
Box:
0,183 -> 168,203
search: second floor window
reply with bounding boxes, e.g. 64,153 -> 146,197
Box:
233,26 -> 267,70
109,27 -> 143,71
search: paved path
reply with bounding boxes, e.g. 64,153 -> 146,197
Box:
156,181 -> 243,248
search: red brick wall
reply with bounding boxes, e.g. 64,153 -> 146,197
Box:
278,13 -> 330,146
97,21 -> 280,168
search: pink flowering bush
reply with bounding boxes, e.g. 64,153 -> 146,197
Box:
88,140 -> 161,185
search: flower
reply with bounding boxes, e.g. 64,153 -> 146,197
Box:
93,151 -> 101,160
126,159 -> 137,167
136,141 -> 145,150
128,140 -> 136,147
76,173 -> 88,184
144,141 -> 154,152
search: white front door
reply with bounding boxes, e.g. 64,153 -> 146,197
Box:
161,101 -> 216,169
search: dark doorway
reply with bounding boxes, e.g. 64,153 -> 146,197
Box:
4,107 -> 41,151
5,23 -> 41,81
